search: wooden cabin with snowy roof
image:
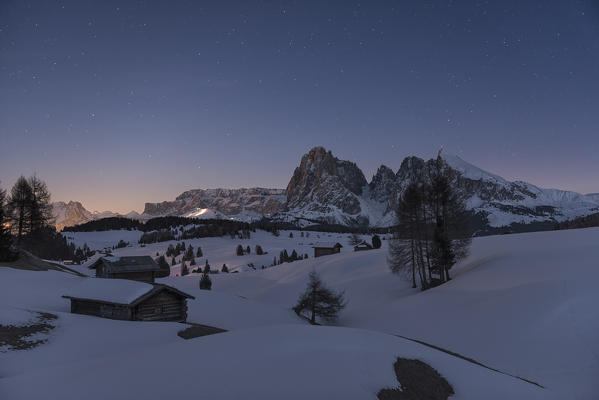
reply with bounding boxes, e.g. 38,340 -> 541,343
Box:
312,242 -> 343,258
89,256 -> 168,283
62,279 -> 194,322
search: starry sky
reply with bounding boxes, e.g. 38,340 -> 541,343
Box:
1,1 -> 598,213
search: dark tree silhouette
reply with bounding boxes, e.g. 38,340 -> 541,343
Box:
27,175 -> 53,233
371,234 -> 382,249
236,244 -> 244,256
181,261 -> 189,276
199,270 -> 212,290
155,255 -> 171,278
7,176 -> 32,242
0,183 -> 15,261
293,271 -> 346,324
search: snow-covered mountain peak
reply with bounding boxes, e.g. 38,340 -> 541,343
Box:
440,151 -> 507,184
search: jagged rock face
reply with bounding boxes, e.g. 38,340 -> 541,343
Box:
56,149 -> 599,231
285,147 -> 367,216
369,165 -> 396,203
53,202 -> 142,231
143,188 -> 286,217
52,201 -> 93,231
396,156 -> 426,183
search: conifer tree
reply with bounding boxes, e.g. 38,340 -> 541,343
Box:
293,271 -> 346,324
199,270 -> 212,290
0,183 -> 14,261
371,234 -> 382,249
7,176 -> 32,242
196,246 -> 203,257
181,261 -> 189,276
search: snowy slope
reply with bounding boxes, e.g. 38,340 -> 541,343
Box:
6,227 -> 599,398
0,324 -> 550,400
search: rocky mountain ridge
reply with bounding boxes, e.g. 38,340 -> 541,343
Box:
56,147 -> 599,232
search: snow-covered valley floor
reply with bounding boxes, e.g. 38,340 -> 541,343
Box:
2,227 -> 599,399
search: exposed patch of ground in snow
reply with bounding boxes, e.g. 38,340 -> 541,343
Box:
0,311 -> 57,352
377,357 -> 454,400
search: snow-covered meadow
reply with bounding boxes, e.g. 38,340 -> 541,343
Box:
2,227 -> 599,398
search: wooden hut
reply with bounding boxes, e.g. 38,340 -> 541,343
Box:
312,242 -> 343,258
63,278 -> 194,322
89,256 -> 168,283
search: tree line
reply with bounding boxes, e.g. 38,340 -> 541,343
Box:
0,176 -> 90,262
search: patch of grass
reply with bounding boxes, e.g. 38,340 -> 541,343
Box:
0,312 -> 58,351
377,357 -> 454,400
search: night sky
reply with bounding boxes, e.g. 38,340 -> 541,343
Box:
1,1 -> 598,213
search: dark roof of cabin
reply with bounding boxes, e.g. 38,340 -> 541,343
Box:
311,242 -> 343,249
89,256 -> 161,273
62,281 -> 195,307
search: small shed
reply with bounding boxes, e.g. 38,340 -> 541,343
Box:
89,256 -> 167,283
63,278 -> 194,322
312,242 -> 343,258
354,241 -> 373,252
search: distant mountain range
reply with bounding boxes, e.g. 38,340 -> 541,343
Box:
51,201 -> 142,231
54,147 -> 599,234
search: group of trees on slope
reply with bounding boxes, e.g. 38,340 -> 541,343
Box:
387,155 -> 472,290
0,177 -> 90,262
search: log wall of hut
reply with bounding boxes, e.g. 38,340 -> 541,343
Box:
71,299 -> 132,320
314,247 -> 340,258
105,271 -> 155,283
134,291 -> 187,322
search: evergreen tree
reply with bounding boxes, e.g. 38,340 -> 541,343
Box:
166,244 -> 176,257
156,255 -> 171,278
293,271 -> 346,324
181,261 -> 189,276
236,244 -> 244,256
7,176 -> 32,243
199,270 -> 212,290
172,256 -> 176,266
204,259 -> 210,273
246,245 -> 251,254
190,257 -> 196,265
183,245 -> 194,261
255,244 -> 263,255
371,234 -> 382,249
289,232 -> 293,238
196,246 -> 203,257
27,175 -> 53,234
0,183 -> 14,261
221,264 -> 228,273
290,249 -> 298,261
